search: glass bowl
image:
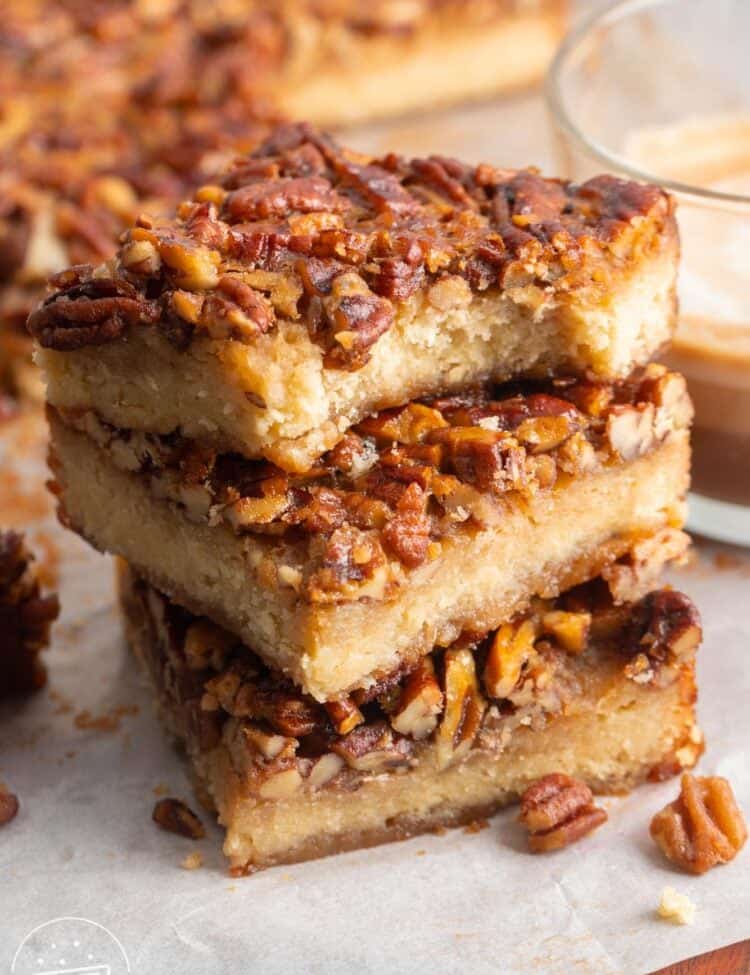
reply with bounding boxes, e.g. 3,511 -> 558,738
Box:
546,0 -> 750,547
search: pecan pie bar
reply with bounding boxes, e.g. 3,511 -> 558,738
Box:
0,96 -> 270,406
4,2 -> 566,128
119,563 -> 703,874
48,365 -> 691,701
32,123 -> 679,472
252,1 -> 568,126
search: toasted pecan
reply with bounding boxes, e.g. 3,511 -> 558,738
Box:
152,797 -> 205,840
650,774 -> 747,874
519,773 -> 608,852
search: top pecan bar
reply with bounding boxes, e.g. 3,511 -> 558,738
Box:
32,123 -> 678,471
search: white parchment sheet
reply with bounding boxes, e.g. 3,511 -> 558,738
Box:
3,91 -> 750,974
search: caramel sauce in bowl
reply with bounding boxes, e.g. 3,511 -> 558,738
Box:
666,317 -> 750,507
547,0 -> 750,542
629,118 -> 750,523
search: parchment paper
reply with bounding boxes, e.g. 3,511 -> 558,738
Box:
3,92 -> 750,975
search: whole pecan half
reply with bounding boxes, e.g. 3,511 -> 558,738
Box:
28,270 -> 159,350
650,773 -> 747,874
519,773 -> 608,852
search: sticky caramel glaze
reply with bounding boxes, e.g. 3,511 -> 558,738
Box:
667,316 -> 750,506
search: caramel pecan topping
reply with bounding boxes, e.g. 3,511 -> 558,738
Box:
519,773 -> 608,853
0,529 -> 60,697
31,122 -> 674,369
650,774 -> 747,875
152,797 -> 206,840
131,566 -> 701,802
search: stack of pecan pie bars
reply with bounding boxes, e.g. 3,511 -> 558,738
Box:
32,123 -> 704,873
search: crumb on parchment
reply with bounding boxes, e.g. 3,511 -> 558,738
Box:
657,886 -> 696,925
181,851 -> 203,870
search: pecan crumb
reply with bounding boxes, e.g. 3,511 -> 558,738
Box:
181,851 -> 204,870
0,784 -> 19,826
153,797 -> 206,839
650,773 -> 747,874
519,773 -> 608,852
463,818 -> 489,835
656,886 -> 696,925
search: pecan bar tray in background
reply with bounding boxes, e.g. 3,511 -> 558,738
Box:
3,0 -> 567,412
120,563 -> 703,874
47,365 -> 691,701
31,124 -> 679,472
2,1 -> 567,129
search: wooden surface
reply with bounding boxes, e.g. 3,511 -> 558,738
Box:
651,939 -> 750,975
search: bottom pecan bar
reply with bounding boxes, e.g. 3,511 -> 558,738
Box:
118,563 -> 702,875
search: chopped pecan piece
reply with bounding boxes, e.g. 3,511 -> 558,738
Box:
233,681 -> 325,739
603,528 -> 690,604
152,797 -> 206,839
650,773 -> 747,874
204,664 -> 326,738
390,657 -> 443,740
0,784 -> 19,827
359,403 -> 448,445
332,720 -> 412,773
307,753 -> 345,790
183,620 -> 236,671
519,773 -> 608,852
201,274 -> 273,340
436,648 -> 487,768
606,404 -> 656,461
381,481 -> 431,568
515,415 -> 573,454
306,525 -> 389,603
540,610 -> 591,655
323,273 -> 393,370
430,426 -> 526,494
483,618 -> 538,699
324,696 -> 364,736
224,176 -> 350,221
624,590 -> 701,684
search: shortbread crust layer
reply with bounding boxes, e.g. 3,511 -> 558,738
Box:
49,367 -> 691,701
120,565 -> 702,874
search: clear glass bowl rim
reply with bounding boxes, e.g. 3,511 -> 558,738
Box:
545,0 -> 750,211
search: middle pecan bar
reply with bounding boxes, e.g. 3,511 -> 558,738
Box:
48,365 -> 691,701
31,122 -> 678,472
